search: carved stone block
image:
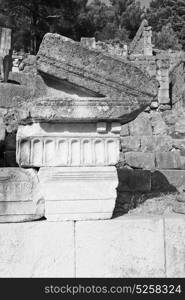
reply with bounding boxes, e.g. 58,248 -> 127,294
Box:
17,122 -> 120,167
0,168 -> 44,222
38,166 -> 118,221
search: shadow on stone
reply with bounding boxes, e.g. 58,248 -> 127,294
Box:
112,168 -> 178,218
7,79 -> 20,85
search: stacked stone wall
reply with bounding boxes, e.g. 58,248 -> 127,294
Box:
114,107 -> 185,216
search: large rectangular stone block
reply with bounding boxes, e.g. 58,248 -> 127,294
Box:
165,216 -> 185,277
129,113 -> 152,136
121,136 -> 140,152
125,152 -> 155,169
156,152 -> 182,169
0,221 -> 74,277
0,168 -> 44,222
151,170 -> 185,192
76,217 -> 165,277
17,122 -> 120,167
38,166 -> 118,221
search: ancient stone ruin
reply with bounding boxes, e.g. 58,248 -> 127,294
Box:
1,19 -> 185,278
0,32 -> 157,222
1,18 -> 185,222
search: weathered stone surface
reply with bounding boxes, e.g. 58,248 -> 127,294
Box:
125,152 -> 155,169
170,60 -> 185,106
19,55 -> 36,74
17,122 -> 120,167
163,110 -> 179,126
0,117 -> 5,145
150,112 -> 167,135
141,136 -> 172,152
151,170 -> 185,192
36,33 -> 157,123
76,217 -> 165,277
121,136 -> 140,152
0,168 -> 44,222
140,136 -> 154,152
129,20 -> 153,56
129,112 -> 152,136
173,201 -> 185,214
156,151 -> 182,169
1,32 -> 158,128
38,166 -> 118,221
0,83 -> 33,108
175,118 -> 185,134
117,168 -> 151,192
120,124 -> 129,136
171,139 -> 185,156
0,221 -> 74,277
165,216 -> 185,277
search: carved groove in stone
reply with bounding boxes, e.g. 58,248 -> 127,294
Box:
18,137 -> 120,167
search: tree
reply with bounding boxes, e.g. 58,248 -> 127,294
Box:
0,0 -> 89,53
153,23 -> 182,50
1,0 -> 61,53
84,0 -> 143,42
110,0 -> 144,39
146,0 -> 185,49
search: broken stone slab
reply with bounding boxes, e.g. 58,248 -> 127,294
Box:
0,168 -> 44,223
155,151 -> 182,169
16,122 -> 121,167
35,33 -> 158,123
0,32 -> 158,128
129,112 -> 152,136
38,166 -> 118,221
141,136 -> 172,152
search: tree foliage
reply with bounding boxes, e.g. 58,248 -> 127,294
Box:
0,0 -> 89,53
146,0 -> 185,49
153,23 -> 182,50
3,0 -> 183,53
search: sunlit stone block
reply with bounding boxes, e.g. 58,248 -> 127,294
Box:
38,166 -> 118,221
0,168 -> 44,222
